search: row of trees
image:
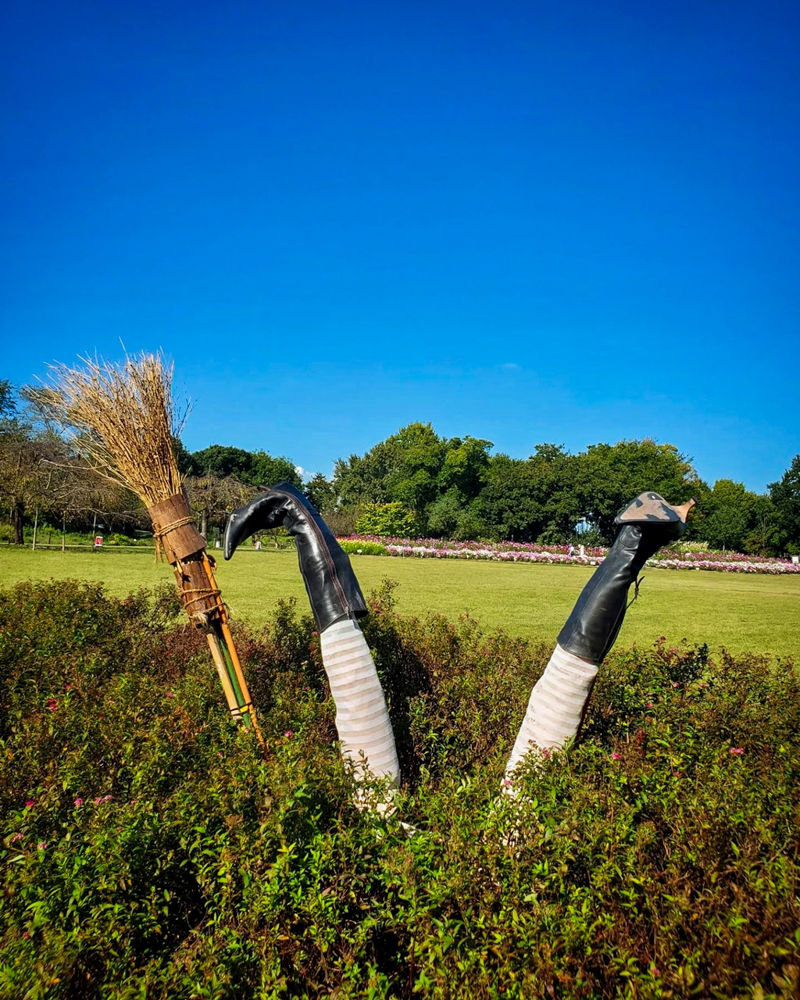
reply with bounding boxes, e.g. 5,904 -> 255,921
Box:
322,422 -> 799,554
2,381 -> 798,554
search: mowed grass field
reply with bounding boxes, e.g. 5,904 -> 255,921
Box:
2,546 -> 798,659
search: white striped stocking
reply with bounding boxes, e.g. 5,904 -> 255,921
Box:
319,617 -> 400,810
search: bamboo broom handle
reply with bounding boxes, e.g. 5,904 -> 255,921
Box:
219,619 -> 263,743
214,623 -> 249,716
206,632 -> 241,721
201,552 -> 264,744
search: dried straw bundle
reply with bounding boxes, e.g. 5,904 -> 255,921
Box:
40,352 -> 183,505
40,352 -> 262,740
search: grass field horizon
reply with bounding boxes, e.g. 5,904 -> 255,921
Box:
2,546 -> 798,660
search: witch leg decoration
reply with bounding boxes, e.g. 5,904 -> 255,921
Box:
224,483 -> 400,809
503,492 -> 695,785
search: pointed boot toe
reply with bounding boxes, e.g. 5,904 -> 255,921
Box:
558,492 -> 696,663
615,492 -> 696,543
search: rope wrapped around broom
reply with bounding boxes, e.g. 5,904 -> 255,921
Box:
35,352 -> 263,742
147,489 -> 260,733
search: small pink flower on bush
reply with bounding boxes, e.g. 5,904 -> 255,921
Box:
65,683 -> 72,691
646,702 -> 654,709
610,752 -> 622,760
10,832 -> 22,843
37,841 -> 47,851
284,730 -> 294,739
502,778 -> 512,787
671,682 -> 679,689
166,691 -> 174,699
729,747 -> 744,755
25,799 -> 36,809
46,698 -> 58,711
74,798 -> 84,808
652,967 -> 660,977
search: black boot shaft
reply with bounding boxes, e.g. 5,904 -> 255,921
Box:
557,525 -> 646,663
224,482 -> 367,633
557,493 -> 689,664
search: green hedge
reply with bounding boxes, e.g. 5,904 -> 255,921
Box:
338,540 -> 388,556
1,579 -> 798,999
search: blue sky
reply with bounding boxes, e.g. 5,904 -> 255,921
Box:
2,0 -> 797,491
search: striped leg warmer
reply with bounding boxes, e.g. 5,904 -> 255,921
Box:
319,617 -> 400,809
503,644 -> 598,789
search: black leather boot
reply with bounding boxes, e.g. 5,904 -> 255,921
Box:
557,492 -> 695,664
224,482 -> 367,633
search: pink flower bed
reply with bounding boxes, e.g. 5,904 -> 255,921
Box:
343,535 -> 800,575
652,557 -> 800,575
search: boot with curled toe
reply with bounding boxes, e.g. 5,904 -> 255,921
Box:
224,482 -> 401,808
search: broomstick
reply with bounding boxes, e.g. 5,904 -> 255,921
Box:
37,352 -> 263,743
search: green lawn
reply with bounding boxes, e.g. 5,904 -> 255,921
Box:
2,546 -> 798,659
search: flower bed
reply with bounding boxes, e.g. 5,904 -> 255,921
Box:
341,535 -> 800,575
652,556 -> 800,575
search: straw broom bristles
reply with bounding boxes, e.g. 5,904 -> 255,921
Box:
38,352 -> 183,506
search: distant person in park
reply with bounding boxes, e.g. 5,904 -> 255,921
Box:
224,485 -> 694,809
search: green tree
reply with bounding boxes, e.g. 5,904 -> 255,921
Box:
742,494 -> 782,556
573,440 -> 701,542
426,489 -> 487,540
248,451 -> 300,489
333,424 -> 493,534
355,501 -> 420,537
0,386 -> 59,544
769,454 -> 800,554
304,473 -> 337,514
479,445 -> 580,542
437,437 -> 493,497
0,380 -> 16,419
185,474 -> 255,538
172,437 -> 196,476
189,445 -> 300,488
696,479 -> 758,552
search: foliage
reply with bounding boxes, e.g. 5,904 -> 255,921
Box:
303,473 -> 337,515
769,454 -> 800,555
338,539 -> 389,556
694,479 -> 759,552
335,432 -> 712,545
2,394 -> 798,556
0,380 -> 16,418
572,440 -> 700,541
334,424 -> 493,535
356,502 -> 421,538
184,474 -> 256,537
479,445 -> 579,542
188,445 -> 300,489
1,579 -> 799,998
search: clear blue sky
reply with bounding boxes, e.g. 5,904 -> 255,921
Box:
2,0 -> 797,492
